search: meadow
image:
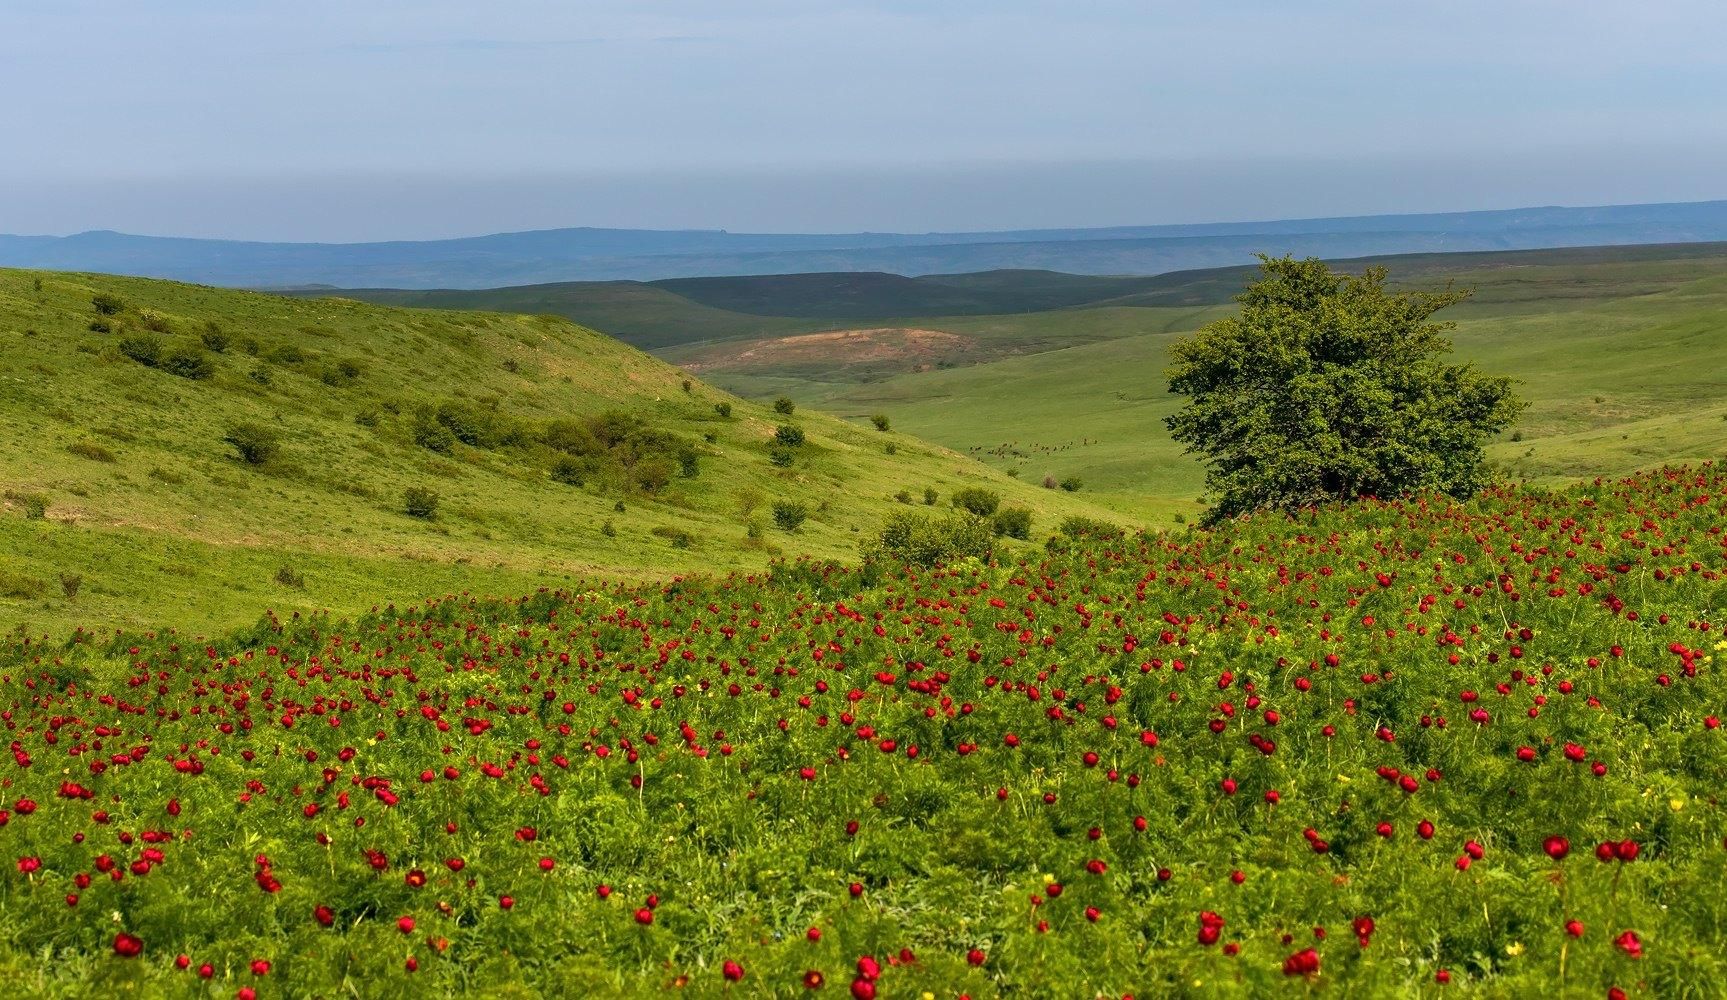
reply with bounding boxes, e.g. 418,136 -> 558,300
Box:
335,244 -> 1727,524
2,466 -> 1725,997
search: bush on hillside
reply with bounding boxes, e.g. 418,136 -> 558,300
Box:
90,293 -> 125,316
714,401 -> 733,418
118,334 -> 164,367
771,501 -> 807,532
992,506 -> 1032,540
866,511 -> 994,568
1059,476 -> 1083,493
773,397 -> 796,415
403,487 -> 441,519
774,425 -> 805,447
871,414 -> 891,432
950,487 -> 1000,517
160,345 -> 215,380
223,424 -> 281,465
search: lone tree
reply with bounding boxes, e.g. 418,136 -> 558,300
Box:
1166,256 -> 1522,523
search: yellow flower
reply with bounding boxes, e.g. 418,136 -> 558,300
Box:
1505,941 -> 1525,957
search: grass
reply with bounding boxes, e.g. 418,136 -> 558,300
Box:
0,269 -> 1118,638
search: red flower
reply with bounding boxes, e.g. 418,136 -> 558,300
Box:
1544,836 -> 1570,860
722,960 -> 745,982
113,932 -> 143,958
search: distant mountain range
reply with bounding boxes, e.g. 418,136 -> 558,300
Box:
6,200 -> 1727,288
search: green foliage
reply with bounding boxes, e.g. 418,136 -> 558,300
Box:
768,446 -> 795,468
1057,515 -> 1124,541
770,500 -> 807,531
411,411 -> 457,453
772,396 -> 796,415
5,490 -> 48,519
118,333 -> 164,366
923,486 -> 938,506
550,455 -> 591,486
1166,256 -> 1524,523
870,413 -> 891,432
200,324 -> 230,352
223,423 -> 280,465
773,424 -> 805,447
1058,475 -> 1082,492
66,441 -> 117,463
90,293 -> 125,316
0,569 -> 46,599
402,486 -> 440,519
160,344 -> 215,380
991,505 -> 1032,539
273,564 -> 306,589
949,487 -> 1000,517
58,571 -> 82,600
866,510 -> 994,566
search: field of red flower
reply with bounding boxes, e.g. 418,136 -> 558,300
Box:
4,466 -> 1727,998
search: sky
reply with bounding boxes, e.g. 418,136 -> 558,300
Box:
3,0 -> 1725,241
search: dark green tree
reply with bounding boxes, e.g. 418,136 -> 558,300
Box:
1166,256 -> 1522,523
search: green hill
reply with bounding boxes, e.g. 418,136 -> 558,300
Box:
0,269 -> 1124,637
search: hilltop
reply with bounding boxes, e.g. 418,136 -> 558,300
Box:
0,269 -> 1122,637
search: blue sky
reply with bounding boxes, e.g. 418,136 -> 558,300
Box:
3,0 -> 1724,239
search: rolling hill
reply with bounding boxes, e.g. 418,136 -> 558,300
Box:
0,269 -> 1125,638
315,243 -> 1727,517
6,199 -> 1727,287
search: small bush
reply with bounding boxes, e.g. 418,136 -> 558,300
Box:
268,344 -> 305,365
652,526 -> 696,549
774,425 -> 805,447
88,319 -> 111,334
1058,516 -> 1125,541
631,458 -> 676,494
992,506 -> 1033,540
950,487 -> 1001,517
274,565 -> 306,589
160,346 -> 215,380
1043,474 -> 1059,489
867,512 -> 994,567
769,447 -> 795,468
59,572 -> 83,600
772,501 -> 808,532
681,379 -> 693,394
6,491 -> 49,519
884,442 -> 897,455
247,366 -> 273,385
138,310 -> 173,333
923,487 -> 938,506
714,402 -> 733,419
550,456 -> 591,486
403,487 -> 441,519
66,441 -> 117,463
600,520 -> 617,538
773,397 -> 796,415
118,334 -> 164,366
201,324 -> 229,352
871,413 -> 891,432
354,409 -> 381,428
413,413 -> 457,454
894,489 -> 913,505
91,293 -> 125,316
678,448 -> 700,479
224,423 -> 281,465
0,570 -> 47,600
1059,476 -> 1083,492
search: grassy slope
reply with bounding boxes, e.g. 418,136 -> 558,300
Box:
0,269 -> 1121,638
799,263 -> 1727,512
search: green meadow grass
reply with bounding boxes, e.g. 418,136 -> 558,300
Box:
0,269 -> 1121,637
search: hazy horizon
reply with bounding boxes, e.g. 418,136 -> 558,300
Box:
4,0 -> 1726,241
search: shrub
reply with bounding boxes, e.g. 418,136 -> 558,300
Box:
884,442 -> 897,455
992,506 -> 1033,540
714,402 -> 733,419
201,324 -> 229,352
774,425 -> 805,447
631,458 -> 675,494
223,424 -> 280,465
268,344 -> 305,365
118,334 -> 163,366
600,520 -> 617,538
550,456 -> 591,486
1059,476 -> 1083,492
678,447 -> 700,479
0,570 -> 47,599
681,379 -> 693,394
769,447 -> 795,468
403,487 -> 441,519
773,397 -> 796,415
59,572 -> 82,600
88,320 -> 111,333
274,565 -> 306,589
771,501 -> 808,532
354,409 -> 381,428
871,413 -> 891,432
867,511 -> 994,567
160,346 -> 215,380
652,526 -> 695,549
66,441 -> 117,463
247,366 -> 273,385
894,489 -> 913,504
950,487 -> 1001,517
413,413 -> 457,454
923,487 -> 938,506
1043,474 -> 1059,489
91,293 -> 125,316
5,491 -> 48,519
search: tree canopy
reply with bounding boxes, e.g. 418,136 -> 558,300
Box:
1165,255 -> 1523,523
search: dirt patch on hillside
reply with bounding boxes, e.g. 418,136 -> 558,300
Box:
681,328 -> 980,376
